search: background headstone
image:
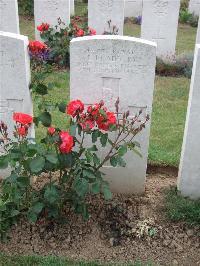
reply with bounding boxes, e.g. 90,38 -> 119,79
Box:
196,16 -> 200,43
178,44 -> 200,199
188,0 -> 200,15
34,0 -> 70,40
88,0 -> 125,35
70,35 -> 156,194
124,0 -> 143,18
70,0 -> 74,15
141,0 -> 180,60
0,0 -> 20,34
0,31 -> 34,176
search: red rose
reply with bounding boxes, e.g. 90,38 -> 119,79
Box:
37,23 -> 50,32
66,100 -> 84,117
89,28 -> 96,35
28,40 -> 47,54
13,112 -> 33,125
17,126 -> 28,137
97,111 -> 116,131
87,103 -> 100,117
59,131 -> 74,154
48,127 -> 56,135
81,118 -> 95,131
75,29 -> 84,37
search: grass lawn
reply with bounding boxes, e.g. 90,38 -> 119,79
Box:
0,254 -> 153,266
19,6 -> 194,167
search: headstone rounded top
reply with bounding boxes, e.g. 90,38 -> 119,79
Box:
0,31 -> 28,42
71,35 -> 157,48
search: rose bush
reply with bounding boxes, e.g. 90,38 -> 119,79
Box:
37,17 -> 96,68
0,41 -> 148,241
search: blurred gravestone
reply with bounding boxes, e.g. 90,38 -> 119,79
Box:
88,0 -> 125,35
34,0 -> 70,40
141,0 -> 180,60
0,0 -> 19,33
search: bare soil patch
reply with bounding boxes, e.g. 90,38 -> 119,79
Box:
1,172 -> 200,266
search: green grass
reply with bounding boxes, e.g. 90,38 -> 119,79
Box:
149,77 -> 189,166
165,187 -> 200,225
0,254 -> 153,266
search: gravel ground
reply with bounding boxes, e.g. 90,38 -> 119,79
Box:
1,172 -> 200,266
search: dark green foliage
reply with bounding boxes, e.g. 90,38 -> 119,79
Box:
156,53 -> 193,78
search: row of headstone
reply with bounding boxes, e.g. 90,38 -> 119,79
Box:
0,0 -> 182,60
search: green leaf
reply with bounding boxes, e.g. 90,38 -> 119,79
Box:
88,145 -> 98,152
102,183 -> 112,200
32,202 -> 44,214
69,124 -> 77,136
27,202 -> 44,223
27,211 -> 38,223
0,156 -> 8,169
100,133 -> 108,147
74,178 -> 89,198
58,153 -> 73,168
35,84 -> 48,95
29,156 -> 45,173
118,145 -> 128,156
91,182 -> 100,194
45,152 -> 58,164
93,153 -> 100,165
39,111 -> 52,127
10,209 -> 20,217
17,176 -> 30,188
83,169 -> 96,179
58,101 -> 67,113
99,109 -> 107,118
92,130 -> 100,143
85,151 -> 93,163
110,156 -> 118,167
44,185 -> 59,204
117,157 -> 126,167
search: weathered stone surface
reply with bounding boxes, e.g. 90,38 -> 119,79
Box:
0,0 -> 19,34
196,16 -> 200,43
34,0 -> 70,40
188,0 -> 200,15
70,35 -> 156,194
141,0 -> 180,59
88,0 -> 125,35
124,0 -> 142,18
0,32 -> 34,176
70,0 -> 74,15
178,44 -> 200,199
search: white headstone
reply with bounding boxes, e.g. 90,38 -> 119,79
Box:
0,32 -> 34,177
188,0 -> 200,15
196,16 -> 200,43
124,0 -> 143,18
141,0 -> 180,60
70,0 -> 74,15
178,44 -> 200,199
70,35 -> 156,194
0,0 -> 19,34
88,0 -> 125,35
34,0 -> 70,40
